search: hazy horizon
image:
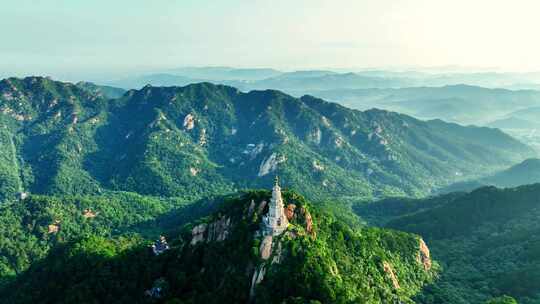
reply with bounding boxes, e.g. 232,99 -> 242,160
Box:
3,0 -> 540,81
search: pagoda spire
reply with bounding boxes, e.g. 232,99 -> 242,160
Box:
262,175 -> 288,236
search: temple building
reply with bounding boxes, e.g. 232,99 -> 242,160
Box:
262,176 -> 288,236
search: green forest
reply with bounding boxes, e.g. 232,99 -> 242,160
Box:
0,76 -> 538,303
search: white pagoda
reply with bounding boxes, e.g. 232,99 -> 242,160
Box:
262,176 -> 288,236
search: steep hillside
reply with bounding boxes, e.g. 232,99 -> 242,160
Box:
439,158 -> 540,193
0,77 -> 534,203
1,189 -> 436,304
365,185 -> 540,303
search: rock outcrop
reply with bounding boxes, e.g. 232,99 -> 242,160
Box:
207,217 -> 231,242
47,220 -> 61,234
285,204 -> 296,220
259,235 -> 273,260
298,206 -> 314,236
183,113 -> 195,130
190,216 -> 232,245
82,209 -> 98,219
258,153 -> 286,177
382,261 -> 400,290
190,223 -> 207,245
418,238 -> 432,271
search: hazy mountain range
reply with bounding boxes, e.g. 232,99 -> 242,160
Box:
103,67 -> 540,92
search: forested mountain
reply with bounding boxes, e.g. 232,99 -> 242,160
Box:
355,184 -> 540,303
0,77 -> 534,205
2,76 -> 538,303
0,190 -> 436,303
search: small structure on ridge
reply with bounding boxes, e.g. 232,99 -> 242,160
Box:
262,176 -> 289,236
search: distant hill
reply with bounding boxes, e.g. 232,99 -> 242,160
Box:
506,106 -> 540,121
233,72 -> 412,94
76,81 -> 126,99
107,73 -> 207,89
486,116 -> 540,129
438,158 -> 540,193
314,85 -> 540,125
107,71 -> 413,92
101,68 -> 540,92
271,70 -> 336,79
487,158 -> 540,186
166,66 -> 282,81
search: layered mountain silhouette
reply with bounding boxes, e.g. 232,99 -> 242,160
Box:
439,158 -> 540,193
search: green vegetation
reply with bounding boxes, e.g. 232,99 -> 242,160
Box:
0,77 -> 533,205
2,76 -> 540,303
355,184 -> 540,303
0,190 -> 435,303
0,191 -> 225,287
485,296 -> 519,304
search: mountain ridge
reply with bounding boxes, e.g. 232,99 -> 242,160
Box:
0,76 -> 535,204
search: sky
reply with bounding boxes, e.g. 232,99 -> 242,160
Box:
2,0 -> 540,80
